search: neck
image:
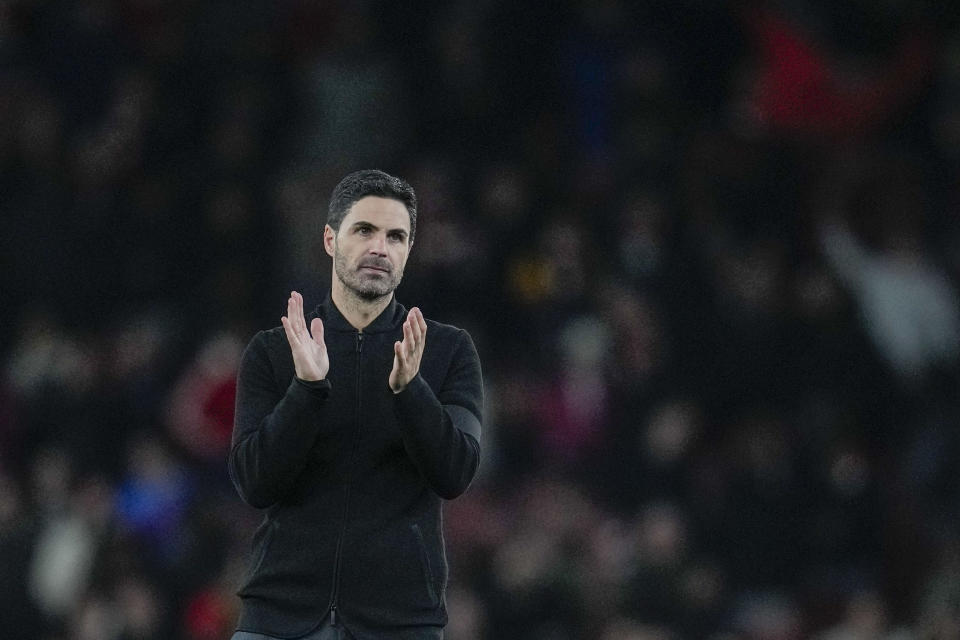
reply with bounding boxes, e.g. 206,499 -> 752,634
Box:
331,281 -> 393,331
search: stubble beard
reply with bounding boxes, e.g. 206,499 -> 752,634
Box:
333,245 -> 403,302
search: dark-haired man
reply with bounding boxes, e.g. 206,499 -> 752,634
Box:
229,170 -> 483,640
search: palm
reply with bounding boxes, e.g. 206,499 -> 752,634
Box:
281,292 -> 329,381
389,307 -> 427,393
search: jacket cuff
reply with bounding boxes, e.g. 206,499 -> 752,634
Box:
393,374 -> 437,413
293,376 -> 331,399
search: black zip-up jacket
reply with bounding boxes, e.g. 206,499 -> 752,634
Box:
228,295 -> 483,639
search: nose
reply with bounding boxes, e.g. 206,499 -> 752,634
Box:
369,232 -> 387,256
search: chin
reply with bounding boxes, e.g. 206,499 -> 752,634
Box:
357,287 -> 394,301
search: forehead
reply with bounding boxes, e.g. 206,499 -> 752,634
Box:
342,196 -> 410,231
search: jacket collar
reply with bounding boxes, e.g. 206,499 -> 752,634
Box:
315,293 -> 406,334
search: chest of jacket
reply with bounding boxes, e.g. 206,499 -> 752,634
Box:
264,326 -> 451,494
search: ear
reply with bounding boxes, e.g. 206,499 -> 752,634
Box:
323,224 -> 336,257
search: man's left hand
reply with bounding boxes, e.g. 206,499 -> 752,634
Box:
389,307 -> 427,393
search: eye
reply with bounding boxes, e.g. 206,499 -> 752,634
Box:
389,232 -> 406,243
357,226 -> 372,236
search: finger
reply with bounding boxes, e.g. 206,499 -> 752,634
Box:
281,316 -> 297,345
292,291 -> 305,333
394,340 -> 405,367
415,308 -> 427,336
286,296 -> 297,332
287,294 -> 299,334
412,309 -> 426,354
408,310 -> 422,344
310,317 -> 324,346
412,323 -> 422,353
403,320 -> 414,353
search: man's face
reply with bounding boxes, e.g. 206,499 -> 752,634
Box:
325,196 -> 412,301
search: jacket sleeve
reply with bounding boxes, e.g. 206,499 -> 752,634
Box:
393,329 -> 483,499
228,331 -> 332,508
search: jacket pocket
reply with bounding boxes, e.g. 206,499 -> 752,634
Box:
411,523 -> 440,609
244,519 -> 277,584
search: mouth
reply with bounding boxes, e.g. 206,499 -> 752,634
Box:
359,264 -> 390,274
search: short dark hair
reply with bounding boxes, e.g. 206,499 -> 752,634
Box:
327,169 -> 417,244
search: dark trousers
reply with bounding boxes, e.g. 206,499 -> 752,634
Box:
231,616 -> 355,640
231,617 -> 443,640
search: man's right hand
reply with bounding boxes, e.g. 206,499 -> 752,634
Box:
281,291 -> 329,381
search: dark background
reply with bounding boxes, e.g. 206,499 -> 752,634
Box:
3,1 -> 960,638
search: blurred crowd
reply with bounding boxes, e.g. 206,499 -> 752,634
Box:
3,1 -> 960,638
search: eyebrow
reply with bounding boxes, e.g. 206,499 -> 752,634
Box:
350,221 -> 408,237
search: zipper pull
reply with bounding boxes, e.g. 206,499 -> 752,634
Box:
356,332 -> 363,354
331,605 -> 337,627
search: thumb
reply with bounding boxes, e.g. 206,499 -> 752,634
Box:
310,318 -> 324,345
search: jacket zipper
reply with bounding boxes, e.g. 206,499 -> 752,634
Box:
328,331 -> 364,627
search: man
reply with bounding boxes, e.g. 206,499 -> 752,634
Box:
228,169 -> 483,640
